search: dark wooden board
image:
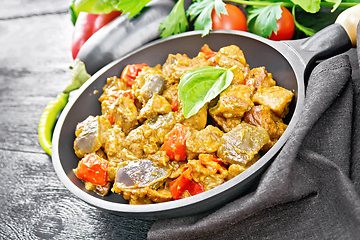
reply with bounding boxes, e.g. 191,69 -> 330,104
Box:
0,4 -> 154,239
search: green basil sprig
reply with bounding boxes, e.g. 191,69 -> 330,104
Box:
178,66 -> 236,119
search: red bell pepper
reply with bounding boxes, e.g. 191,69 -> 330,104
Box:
72,11 -> 121,59
199,154 -> 226,174
74,154 -> 109,186
120,63 -> 148,86
171,93 -> 179,112
200,44 -> 217,66
162,123 -> 187,161
169,166 -> 204,200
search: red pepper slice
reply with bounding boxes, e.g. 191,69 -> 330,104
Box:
169,166 -> 204,200
199,154 -> 226,174
120,63 -> 148,86
169,166 -> 192,200
244,78 -> 255,88
186,180 -> 204,196
74,154 -> 109,186
200,44 -> 217,66
171,94 -> 179,112
72,11 -> 121,59
162,123 -> 187,161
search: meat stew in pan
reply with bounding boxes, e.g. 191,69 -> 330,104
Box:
72,44 -> 294,204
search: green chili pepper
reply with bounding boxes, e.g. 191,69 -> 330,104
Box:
38,59 -> 91,156
38,92 -> 69,156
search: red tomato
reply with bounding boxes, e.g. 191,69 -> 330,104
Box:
74,154 -> 109,186
162,123 -> 187,161
120,63 -> 148,86
211,4 -> 247,32
268,7 -> 295,41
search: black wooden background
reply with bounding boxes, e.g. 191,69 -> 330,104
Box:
0,1 -> 154,239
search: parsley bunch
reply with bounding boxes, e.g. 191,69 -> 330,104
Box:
70,0 -> 359,39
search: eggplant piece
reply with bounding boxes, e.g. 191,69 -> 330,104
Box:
217,122 -> 270,166
74,115 -> 110,158
141,74 -> 166,102
76,0 -> 175,75
114,160 -> 171,190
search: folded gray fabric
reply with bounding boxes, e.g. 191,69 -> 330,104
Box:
148,30 -> 360,239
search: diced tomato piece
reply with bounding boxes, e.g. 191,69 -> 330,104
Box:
186,180 -> 204,196
171,94 -> 179,112
74,154 -> 109,186
244,78 -> 255,88
199,154 -> 226,173
120,63 -> 148,86
200,44 -> 217,66
169,166 -> 192,200
107,110 -> 115,125
169,166 -> 204,200
162,123 -> 187,161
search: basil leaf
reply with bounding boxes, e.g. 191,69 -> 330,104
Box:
178,66 -> 235,118
159,0 -> 189,38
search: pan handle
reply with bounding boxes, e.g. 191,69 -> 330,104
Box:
335,3 -> 360,47
288,4 -> 360,83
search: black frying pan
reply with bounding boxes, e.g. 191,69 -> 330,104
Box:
51,6 -> 359,219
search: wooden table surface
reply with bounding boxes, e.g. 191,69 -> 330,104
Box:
0,1 -> 154,239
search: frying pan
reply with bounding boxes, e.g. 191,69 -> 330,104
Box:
51,5 -> 359,219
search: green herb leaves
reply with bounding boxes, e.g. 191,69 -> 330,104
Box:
178,66 -> 235,118
159,0 -> 189,38
187,0 -> 226,37
247,3 -> 283,38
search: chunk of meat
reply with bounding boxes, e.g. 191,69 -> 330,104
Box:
132,66 -> 166,106
244,105 -> 282,140
99,76 -> 130,99
102,126 -> 125,162
186,125 -> 224,159
252,86 -> 294,118
244,67 -> 276,90
181,104 -> 208,130
99,89 -> 134,125
215,45 -> 250,84
217,122 -> 270,166
162,53 -> 212,84
124,124 -> 159,158
112,96 -> 138,135
209,84 -> 254,119
74,115 -> 111,158
210,115 -> 242,133
138,93 -> 172,121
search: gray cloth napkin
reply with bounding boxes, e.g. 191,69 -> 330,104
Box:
148,25 -> 360,240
